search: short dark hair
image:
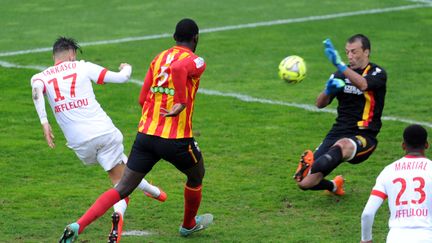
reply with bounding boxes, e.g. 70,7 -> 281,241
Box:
53,36 -> 81,54
403,124 -> 428,149
347,34 -> 371,52
174,18 -> 199,42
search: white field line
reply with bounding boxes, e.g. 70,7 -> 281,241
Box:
2,60 -> 431,128
408,0 -> 432,3
1,3 -> 431,57
122,230 -> 154,236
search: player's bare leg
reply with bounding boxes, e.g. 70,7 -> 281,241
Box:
296,143 -> 349,195
59,167 -> 145,241
333,138 -> 357,159
109,162 -> 166,202
297,172 -> 323,189
107,163 -> 165,242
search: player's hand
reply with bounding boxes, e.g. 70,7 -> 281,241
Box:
42,122 -> 55,148
323,38 -> 347,72
160,103 -> 186,117
119,63 -> 131,70
119,63 -> 132,79
325,78 -> 345,95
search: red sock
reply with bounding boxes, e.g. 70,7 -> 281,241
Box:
77,188 -> 121,234
183,185 -> 202,229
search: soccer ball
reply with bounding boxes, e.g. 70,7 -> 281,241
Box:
278,55 -> 307,84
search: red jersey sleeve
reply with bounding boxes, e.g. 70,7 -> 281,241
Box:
171,56 -> 206,104
139,67 -> 153,107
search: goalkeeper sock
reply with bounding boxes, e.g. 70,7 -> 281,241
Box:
326,145 -> 343,164
309,179 -> 334,191
311,146 -> 343,176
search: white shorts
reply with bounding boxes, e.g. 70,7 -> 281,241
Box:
68,128 -> 127,171
387,228 -> 432,243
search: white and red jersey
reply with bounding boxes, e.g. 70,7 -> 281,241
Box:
30,60 -> 118,146
372,155 -> 432,229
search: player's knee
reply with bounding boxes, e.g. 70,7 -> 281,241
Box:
334,139 -> 356,160
334,139 -> 354,151
186,176 -> 203,188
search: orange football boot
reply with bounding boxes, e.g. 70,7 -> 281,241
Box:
108,212 -> 123,243
331,175 -> 345,196
144,187 -> 167,202
293,150 -> 314,182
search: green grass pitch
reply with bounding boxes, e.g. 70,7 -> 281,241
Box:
1,0 -> 432,242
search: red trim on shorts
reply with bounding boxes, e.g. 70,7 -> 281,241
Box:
97,68 -> 108,84
356,145 -> 376,157
371,189 -> 387,199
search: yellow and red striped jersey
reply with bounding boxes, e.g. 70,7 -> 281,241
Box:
138,46 -> 206,139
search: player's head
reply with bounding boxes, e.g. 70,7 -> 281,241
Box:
52,36 -> 81,62
402,124 -> 429,153
345,34 -> 371,70
173,18 -> 199,52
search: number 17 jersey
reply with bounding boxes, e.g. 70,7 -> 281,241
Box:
30,60 -> 116,146
371,155 -> 432,229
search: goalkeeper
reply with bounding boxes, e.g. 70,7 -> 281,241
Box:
294,34 -> 387,196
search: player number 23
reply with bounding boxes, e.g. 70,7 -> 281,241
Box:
47,73 -> 78,102
393,177 -> 426,206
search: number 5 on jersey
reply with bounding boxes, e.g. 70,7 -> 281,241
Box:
157,53 -> 175,87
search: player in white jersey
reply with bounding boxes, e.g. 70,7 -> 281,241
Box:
361,124 -> 432,243
31,37 -> 167,243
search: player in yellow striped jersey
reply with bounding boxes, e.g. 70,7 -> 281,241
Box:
294,34 -> 387,196
59,19 -> 212,243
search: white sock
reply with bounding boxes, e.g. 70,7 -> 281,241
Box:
113,199 -> 128,216
137,179 -> 160,197
331,180 -> 337,192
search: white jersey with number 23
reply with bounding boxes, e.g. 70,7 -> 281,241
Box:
363,155 -> 432,242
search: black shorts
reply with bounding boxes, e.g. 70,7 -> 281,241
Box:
313,131 -> 378,175
126,133 -> 203,174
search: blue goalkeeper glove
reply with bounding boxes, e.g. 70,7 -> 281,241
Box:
323,38 -> 347,72
325,78 -> 346,95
